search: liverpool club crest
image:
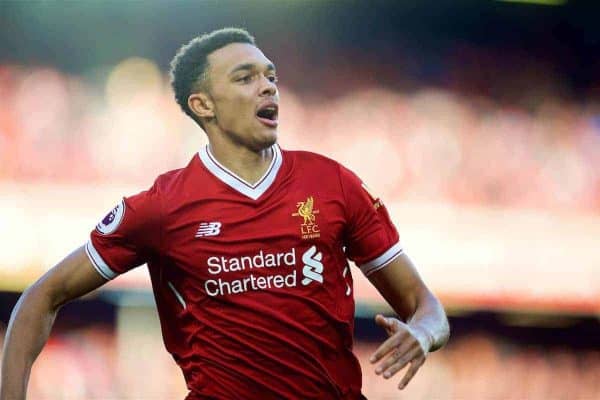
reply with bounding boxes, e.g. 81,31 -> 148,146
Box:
292,196 -> 320,239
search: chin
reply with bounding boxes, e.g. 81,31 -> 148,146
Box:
254,130 -> 278,150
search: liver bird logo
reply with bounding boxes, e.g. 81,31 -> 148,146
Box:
292,196 -> 319,225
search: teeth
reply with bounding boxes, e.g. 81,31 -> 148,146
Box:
257,105 -> 277,121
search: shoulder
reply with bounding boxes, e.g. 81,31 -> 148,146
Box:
281,148 -> 365,192
283,147 -> 362,181
153,166 -> 187,193
151,153 -> 201,195
283,148 -> 344,173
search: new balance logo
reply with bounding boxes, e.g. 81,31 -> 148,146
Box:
195,222 -> 222,237
301,245 -> 323,286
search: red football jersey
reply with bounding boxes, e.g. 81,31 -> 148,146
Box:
87,145 -> 401,400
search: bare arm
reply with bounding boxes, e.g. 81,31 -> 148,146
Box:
1,245 -> 108,400
367,252 -> 450,389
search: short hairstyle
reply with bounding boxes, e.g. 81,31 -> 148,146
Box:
169,27 -> 256,127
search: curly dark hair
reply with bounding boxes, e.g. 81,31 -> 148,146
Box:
169,27 -> 256,128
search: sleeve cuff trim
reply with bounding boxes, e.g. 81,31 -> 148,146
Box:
358,242 -> 403,276
85,240 -> 118,280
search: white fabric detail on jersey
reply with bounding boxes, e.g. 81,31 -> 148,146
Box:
198,144 -> 283,200
85,240 -> 118,280
167,281 -> 187,310
359,241 -> 403,276
343,266 -> 352,296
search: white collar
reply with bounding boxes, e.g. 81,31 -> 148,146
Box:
198,144 -> 283,200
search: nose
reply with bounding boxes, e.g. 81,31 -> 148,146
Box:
259,75 -> 277,97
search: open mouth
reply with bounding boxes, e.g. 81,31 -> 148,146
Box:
256,103 -> 279,127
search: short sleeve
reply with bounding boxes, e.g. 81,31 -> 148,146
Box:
85,183 -> 162,280
339,165 -> 402,276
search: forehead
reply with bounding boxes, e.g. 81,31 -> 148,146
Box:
207,43 -> 273,77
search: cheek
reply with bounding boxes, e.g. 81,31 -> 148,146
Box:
219,95 -> 254,124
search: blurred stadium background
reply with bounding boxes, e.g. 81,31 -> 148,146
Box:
0,0 -> 599,399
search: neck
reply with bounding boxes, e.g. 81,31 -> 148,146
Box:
207,136 -> 274,186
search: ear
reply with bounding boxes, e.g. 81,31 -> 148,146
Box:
188,91 -> 215,120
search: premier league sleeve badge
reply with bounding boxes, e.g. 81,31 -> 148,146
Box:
96,199 -> 126,235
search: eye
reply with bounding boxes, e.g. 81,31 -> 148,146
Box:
268,75 -> 278,83
237,75 -> 253,83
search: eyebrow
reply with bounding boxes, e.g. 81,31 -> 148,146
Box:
228,62 -> 276,76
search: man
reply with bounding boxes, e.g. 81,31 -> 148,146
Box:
1,28 -> 449,399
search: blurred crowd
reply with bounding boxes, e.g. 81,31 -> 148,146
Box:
1,325 -> 598,400
1,62 -> 600,211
